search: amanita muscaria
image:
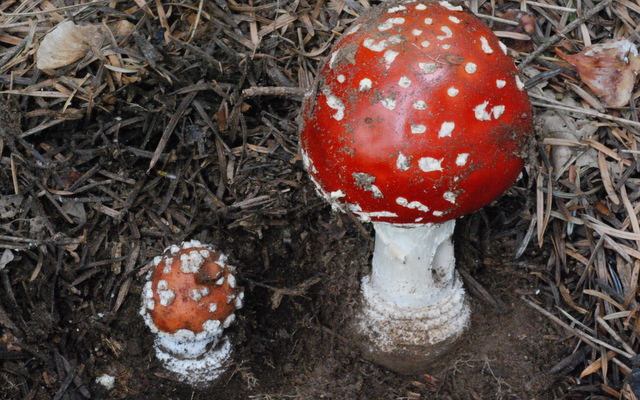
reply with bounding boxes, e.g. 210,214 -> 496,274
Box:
299,0 -> 533,373
140,240 -> 244,385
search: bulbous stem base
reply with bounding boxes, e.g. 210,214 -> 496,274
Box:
354,221 -> 470,374
154,335 -> 231,386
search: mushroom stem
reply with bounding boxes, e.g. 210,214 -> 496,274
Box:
356,221 -> 470,374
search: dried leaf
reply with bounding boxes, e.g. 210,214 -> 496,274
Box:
37,21 -> 105,70
558,39 -> 640,108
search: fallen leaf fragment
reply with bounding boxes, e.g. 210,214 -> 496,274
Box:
558,39 -> 640,108
37,21 -> 105,70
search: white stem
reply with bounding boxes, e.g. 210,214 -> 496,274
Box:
356,220 -> 470,373
370,220 -> 456,308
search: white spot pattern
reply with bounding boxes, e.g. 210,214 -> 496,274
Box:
496,79 -> 506,88
480,36 -> 493,54
378,17 -> 405,31
465,62 -> 477,74
322,88 -> 345,120
396,197 -> 430,212
360,78 -> 372,91
438,122 -> 455,137
447,87 -> 459,97
419,62 -> 438,74
398,76 -> 412,88
384,49 -> 399,68
381,98 -> 396,110
418,157 -> 444,172
474,102 -> 491,121
436,26 -> 453,40
413,100 -> 427,110
456,153 -> 469,166
443,191 -> 457,204
397,153 -> 410,171
411,123 -> 426,134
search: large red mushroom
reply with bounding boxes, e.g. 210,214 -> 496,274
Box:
299,0 -> 533,373
140,240 -> 243,385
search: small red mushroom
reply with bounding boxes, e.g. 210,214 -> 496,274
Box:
299,0 -> 532,373
140,240 -> 243,385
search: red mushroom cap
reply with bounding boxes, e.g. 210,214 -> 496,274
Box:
141,240 -> 243,336
300,0 -> 533,224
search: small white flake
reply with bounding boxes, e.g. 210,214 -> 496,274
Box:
227,274 -> 237,289
424,17 -> 433,25
179,251 -> 204,273
162,261 -> 172,274
199,250 -> 210,258
158,287 -> 175,307
330,190 -> 346,199
419,62 -> 438,74
322,88 -> 345,120
397,153 -> 410,171
447,87 -> 459,97
418,157 -> 444,172
438,122 -> 455,137
381,98 -> 396,110
448,16 -> 461,23
96,374 -> 116,390
465,62 -> 477,74
443,191 -> 457,204
215,277 -> 225,285
388,35 -> 404,44
384,49 -> 399,68
153,256 -> 163,266
412,29 -> 423,36
416,4 -> 427,10
480,36 -> 493,54
223,314 -> 236,328
439,1 -> 463,11
337,74 -> 345,83
474,101 -> 491,121
433,211 -> 444,217
496,79 -> 506,88
209,303 -> 218,313
441,44 -> 451,50
436,26 -> 453,40
456,153 -> 469,166
203,319 -> 222,334
158,280 -> 169,290
360,78 -> 373,91
411,123 -> 426,134
413,100 -> 427,110
387,5 -> 407,13
396,197 -> 430,212
421,40 -> 431,48
492,105 -> 506,119
378,17 -> 405,31
499,41 -> 508,55
363,38 -> 388,52
369,185 -> 384,198
515,76 -> 525,90
189,287 -> 210,302
398,76 -> 412,88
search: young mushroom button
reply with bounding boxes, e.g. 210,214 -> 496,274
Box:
299,0 -> 533,374
140,240 -> 244,386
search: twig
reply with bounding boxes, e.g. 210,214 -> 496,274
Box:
518,0 -> 614,70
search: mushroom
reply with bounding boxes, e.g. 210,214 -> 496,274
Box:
140,240 -> 244,385
299,0 -> 532,373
